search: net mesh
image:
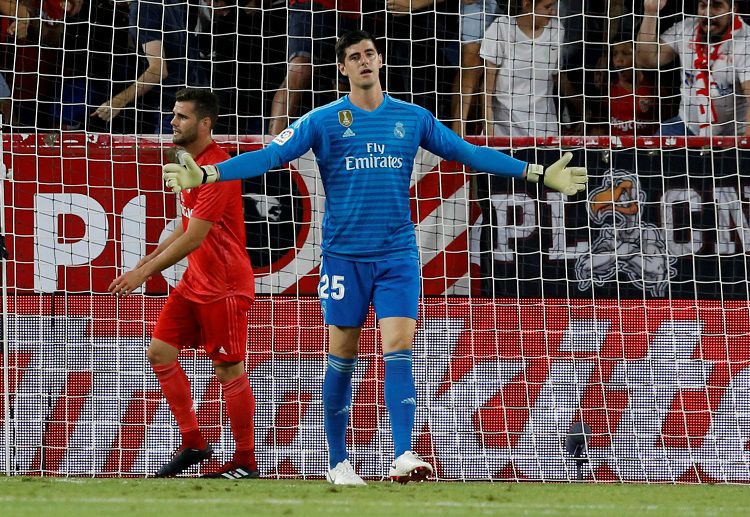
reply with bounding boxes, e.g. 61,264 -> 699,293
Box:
2,1 -> 750,481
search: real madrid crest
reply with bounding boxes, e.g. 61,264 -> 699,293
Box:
394,121 -> 405,138
338,110 -> 353,128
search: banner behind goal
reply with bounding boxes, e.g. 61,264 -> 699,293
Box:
2,1 -> 750,482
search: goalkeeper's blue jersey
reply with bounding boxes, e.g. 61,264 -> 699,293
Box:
218,94 -> 528,261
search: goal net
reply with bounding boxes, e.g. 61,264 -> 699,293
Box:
2,1 -> 750,482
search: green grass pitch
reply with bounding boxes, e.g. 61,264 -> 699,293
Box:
1,477 -> 749,516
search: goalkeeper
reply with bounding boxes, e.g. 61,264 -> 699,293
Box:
163,30 -> 587,485
110,88 -> 258,479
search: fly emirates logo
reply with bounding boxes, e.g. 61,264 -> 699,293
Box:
345,143 -> 403,171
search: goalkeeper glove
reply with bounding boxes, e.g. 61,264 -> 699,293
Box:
162,149 -> 219,193
525,152 -> 588,196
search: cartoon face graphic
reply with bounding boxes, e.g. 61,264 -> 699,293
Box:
575,169 -> 677,297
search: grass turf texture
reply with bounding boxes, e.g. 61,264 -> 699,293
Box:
1,477 -> 749,516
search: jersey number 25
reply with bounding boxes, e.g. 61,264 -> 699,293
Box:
319,274 -> 345,300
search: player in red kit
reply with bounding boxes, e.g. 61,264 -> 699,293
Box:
108,88 -> 258,479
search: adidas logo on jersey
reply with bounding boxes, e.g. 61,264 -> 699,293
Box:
218,346 -> 227,355
342,128 -> 356,138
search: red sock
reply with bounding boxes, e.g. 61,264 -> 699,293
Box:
221,373 -> 257,469
152,361 -> 206,450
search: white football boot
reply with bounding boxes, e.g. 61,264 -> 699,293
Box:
326,459 -> 367,486
388,451 -> 434,484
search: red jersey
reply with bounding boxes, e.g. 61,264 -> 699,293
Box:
175,141 -> 254,303
609,82 -> 657,136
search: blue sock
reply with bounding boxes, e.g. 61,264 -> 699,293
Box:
384,349 -> 416,459
323,354 -> 357,468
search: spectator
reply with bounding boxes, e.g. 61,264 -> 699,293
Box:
636,0 -> 750,136
450,0 -> 498,136
91,0 -> 205,133
480,0 -> 578,138
85,0 -> 140,134
196,0 -> 265,134
0,73 -> 8,126
0,0 -> 31,125
384,0 -> 450,113
558,0 -> 609,135
2,0 -> 42,128
32,0 -> 83,46
268,0 -> 358,136
608,40 -> 658,136
37,0 -> 88,130
0,0 -> 30,40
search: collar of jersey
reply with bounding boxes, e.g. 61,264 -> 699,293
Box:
344,93 -> 389,115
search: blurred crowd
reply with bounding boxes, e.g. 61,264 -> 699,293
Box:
0,0 -> 748,137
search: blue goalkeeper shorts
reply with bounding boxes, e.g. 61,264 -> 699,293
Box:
318,256 -> 421,327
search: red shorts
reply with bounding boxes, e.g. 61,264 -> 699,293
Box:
153,291 -> 252,362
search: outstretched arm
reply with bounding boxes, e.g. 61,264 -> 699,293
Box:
421,114 -> 587,196
163,146 -> 283,192
164,119 -> 316,192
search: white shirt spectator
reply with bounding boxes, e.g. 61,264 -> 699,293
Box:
661,15 -> 750,136
480,15 -> 564,137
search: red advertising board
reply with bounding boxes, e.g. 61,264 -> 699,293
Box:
3,295 -> 750,481
2,133 -> 476,296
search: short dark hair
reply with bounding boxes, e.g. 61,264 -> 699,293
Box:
335,30 -> 378,63
509,0 -> 550,16
175,88 -> 219,128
